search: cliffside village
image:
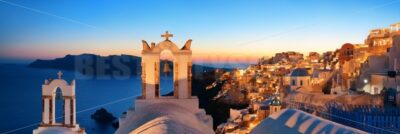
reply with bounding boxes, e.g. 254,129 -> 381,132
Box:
216,22 -> 400,134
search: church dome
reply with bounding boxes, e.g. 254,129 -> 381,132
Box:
290,68 -> 309,77
269,97 -> 281,106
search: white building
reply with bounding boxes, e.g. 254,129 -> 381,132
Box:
284,68 -> 311,91
358,35 -> 400,94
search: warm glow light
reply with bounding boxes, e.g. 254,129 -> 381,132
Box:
249,121 -> 260,130
239,69 -> 245,76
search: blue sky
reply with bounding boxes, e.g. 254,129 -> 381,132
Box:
0,0 -> 399,63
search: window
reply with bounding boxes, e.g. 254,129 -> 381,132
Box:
292,79 -> 296,86
300,80 -> 303,86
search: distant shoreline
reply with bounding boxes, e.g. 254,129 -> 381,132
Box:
25,54 -> 240,77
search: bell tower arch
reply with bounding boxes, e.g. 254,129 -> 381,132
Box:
141,31 -> 193,99
41,71 -> 77,126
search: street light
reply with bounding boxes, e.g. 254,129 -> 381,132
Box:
364,79 -> 368,84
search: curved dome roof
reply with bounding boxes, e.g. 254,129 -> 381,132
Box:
269,97 -> 281,106
116,102 -> 214,134
290,68 -> 309,77
250,109 -> 366,134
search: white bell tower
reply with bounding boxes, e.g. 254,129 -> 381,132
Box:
141,31 -> 193,99
117,32 -> 213,133
33,71 -> 85,134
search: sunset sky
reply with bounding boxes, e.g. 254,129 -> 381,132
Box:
0,0 -> 399,63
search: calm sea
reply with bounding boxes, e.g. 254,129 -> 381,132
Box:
0,64 -> 173,134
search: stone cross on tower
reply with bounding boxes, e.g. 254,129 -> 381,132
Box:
161,31 -> 173,40
57,71 -> 63,79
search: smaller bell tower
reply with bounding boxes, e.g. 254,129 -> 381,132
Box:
34,71 -> 85,134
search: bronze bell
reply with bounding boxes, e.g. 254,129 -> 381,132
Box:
163,61 -> 171,76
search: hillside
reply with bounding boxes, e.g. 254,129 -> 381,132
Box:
28,54 -> 226,76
